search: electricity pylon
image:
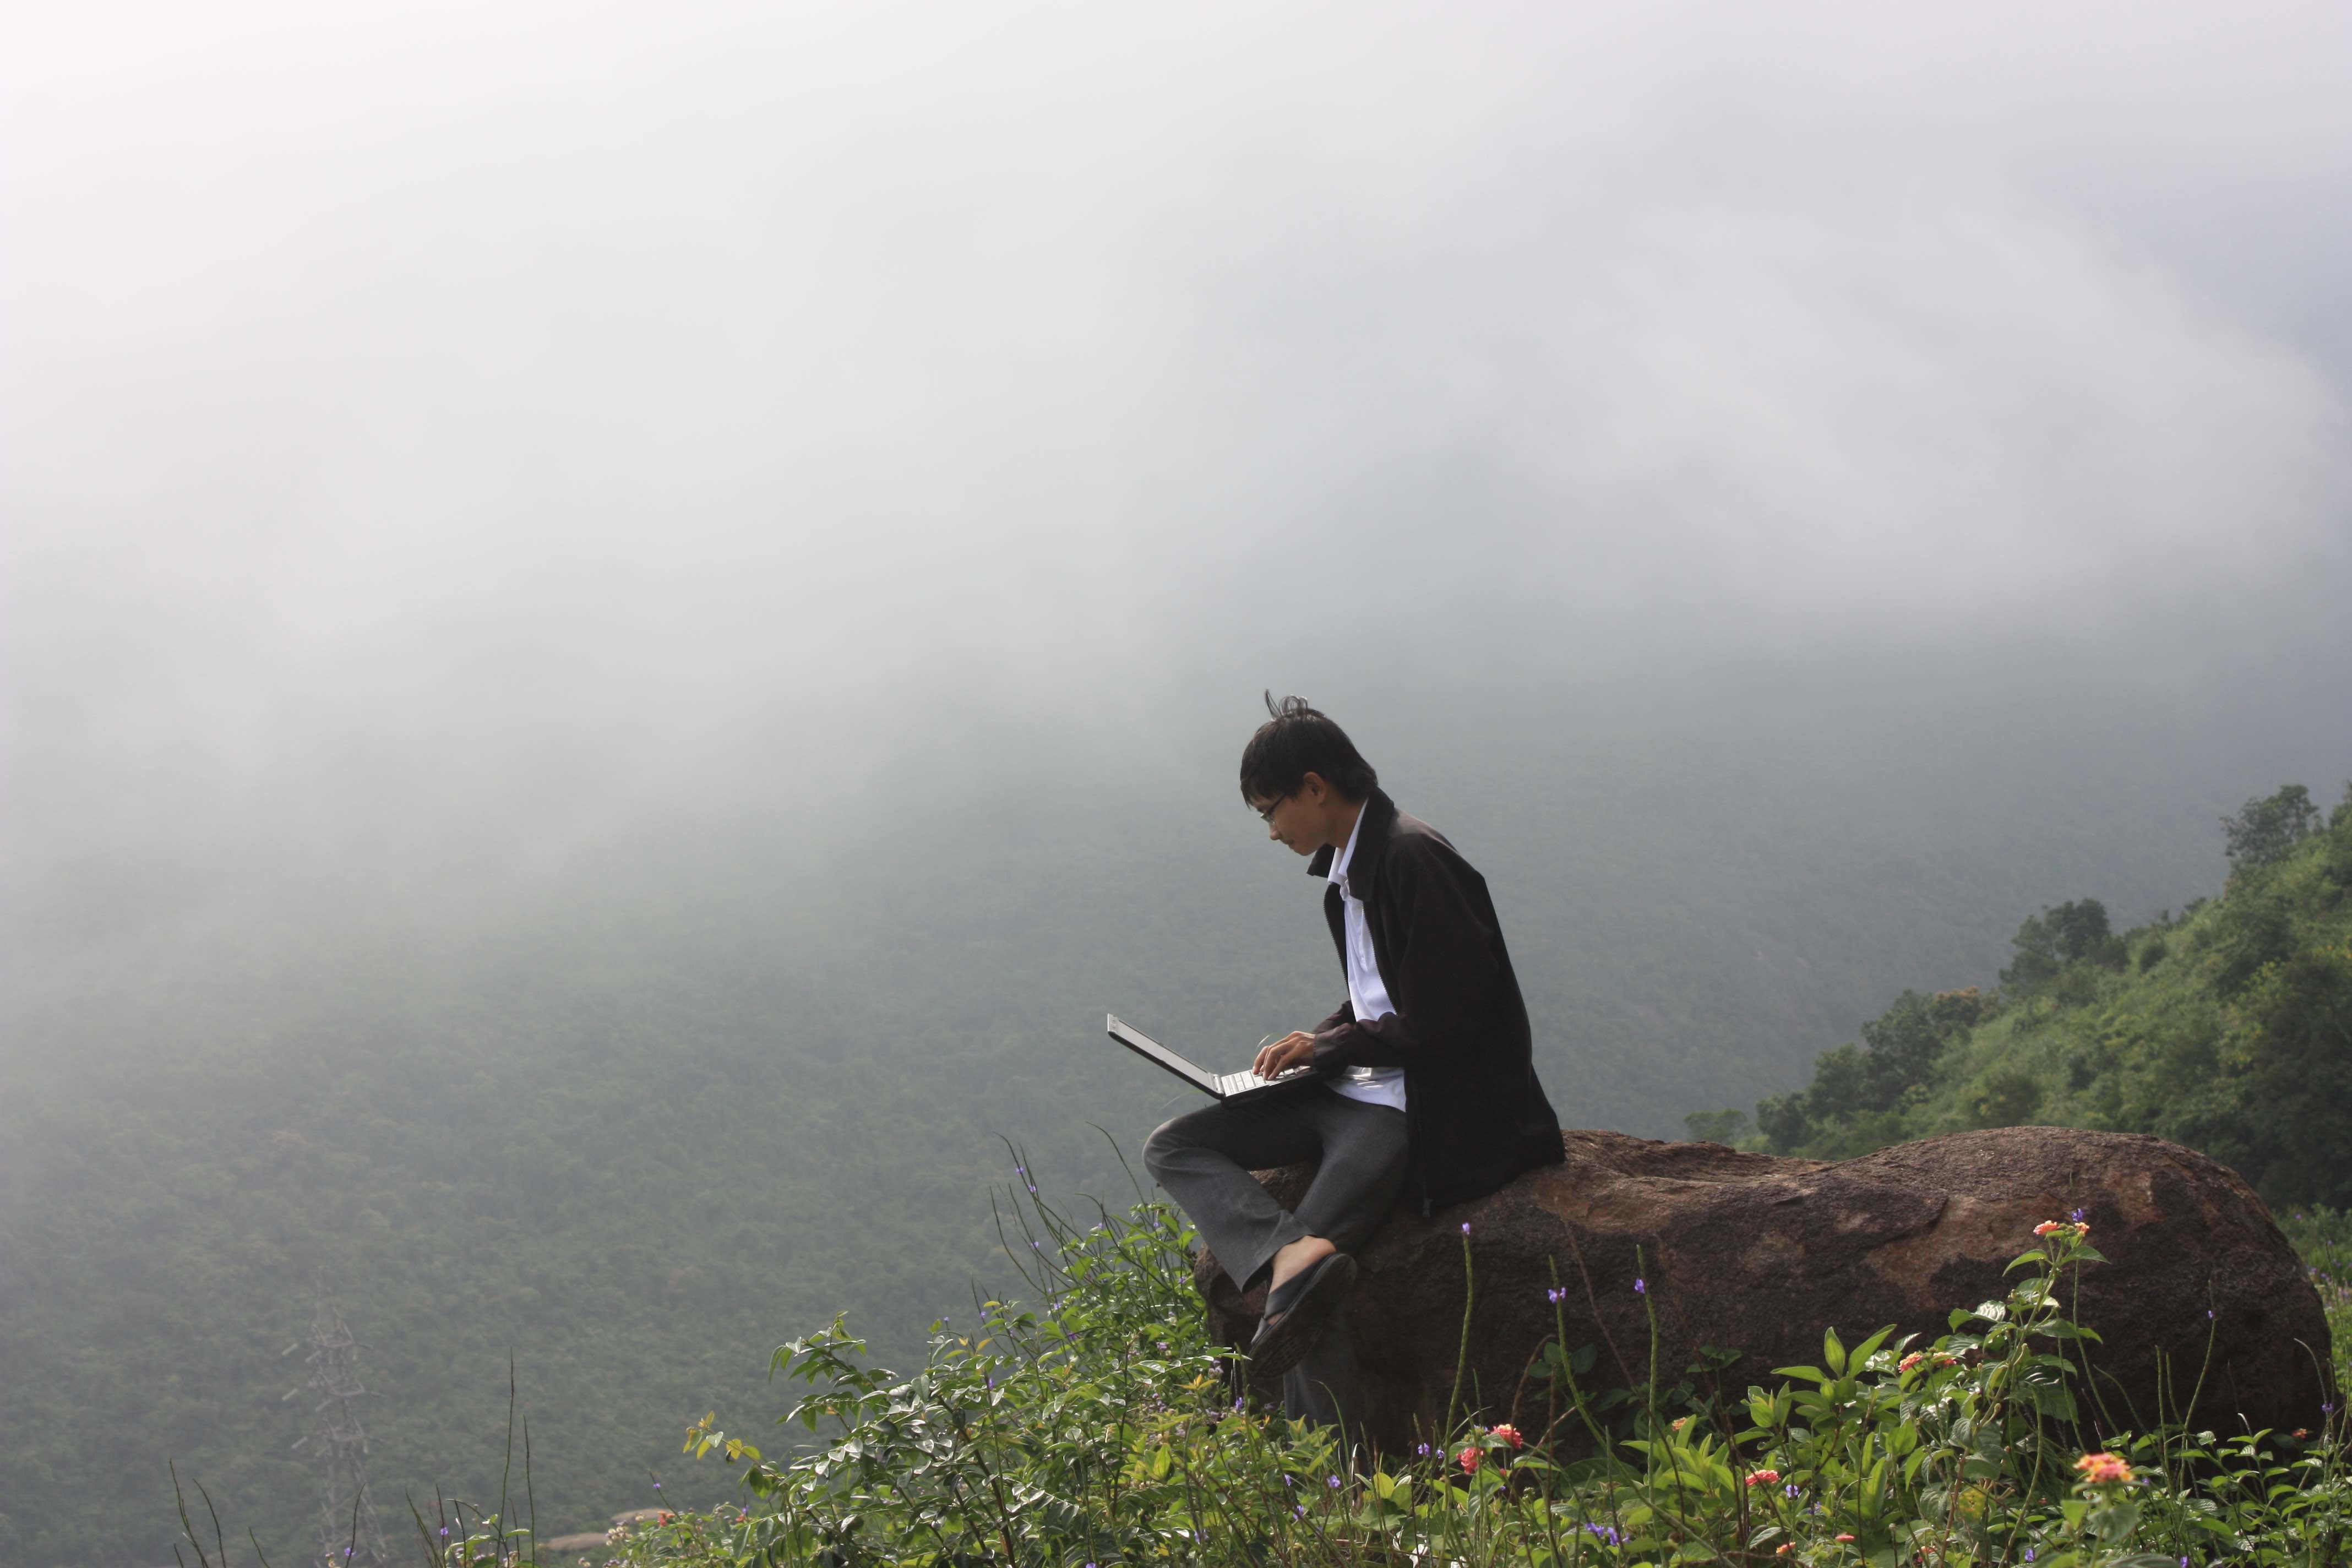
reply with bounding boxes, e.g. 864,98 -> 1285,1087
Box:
287,1284 -> 389,1567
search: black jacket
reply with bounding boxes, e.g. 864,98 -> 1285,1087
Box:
1306,788 -> 1564,1211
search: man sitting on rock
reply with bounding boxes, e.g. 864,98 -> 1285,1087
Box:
1144,695 -> 1565,1430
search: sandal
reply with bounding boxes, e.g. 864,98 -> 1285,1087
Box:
1248,1252 -> 1357,1378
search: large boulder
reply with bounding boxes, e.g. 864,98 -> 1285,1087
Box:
1196,1127 -> 2332,1453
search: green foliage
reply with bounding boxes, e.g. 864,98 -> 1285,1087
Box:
1749,783 -> 2352,1214
314,1183 -> 2352,1567
1683,1108 -> 1750,1144
1754,989 -> 1990,1157
2226,785 -> 2323,872
2003,900 -> 2124,993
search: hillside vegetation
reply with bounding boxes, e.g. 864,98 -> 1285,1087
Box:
1694,784 -> 2352,1210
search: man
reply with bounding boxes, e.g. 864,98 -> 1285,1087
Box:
1143,695 -> 1564,1430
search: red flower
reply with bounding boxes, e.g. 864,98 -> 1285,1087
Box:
1489,1423 -> 1525,1450
1457,1446 -> 1482,1474
1743,1468 -> 1781,1488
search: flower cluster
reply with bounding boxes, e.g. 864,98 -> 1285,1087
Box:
1743,1468 -> 1782,1488
1456,1423 -> 1525,1472
2075,1451 -> 2133,1485
2034,1216 -> 2091,1239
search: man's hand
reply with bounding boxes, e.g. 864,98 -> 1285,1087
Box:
1253,1030 -> 1319,1080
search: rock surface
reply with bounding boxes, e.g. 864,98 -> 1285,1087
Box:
1196,1126 -> 2332,1453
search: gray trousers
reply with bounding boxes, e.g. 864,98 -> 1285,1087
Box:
1143,1084 -> 1409,1431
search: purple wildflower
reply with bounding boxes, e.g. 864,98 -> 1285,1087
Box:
1461,1221 -> 1472,1235
1546,1286 -> 1568,1304
1416,1442 -> 1431,1456
1327,1476 -> 1341,1488
1634,1277 -> 1647,1295
2070,1207 -> 2087,1223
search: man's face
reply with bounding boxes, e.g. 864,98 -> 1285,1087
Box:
1251,772 -> 1334,856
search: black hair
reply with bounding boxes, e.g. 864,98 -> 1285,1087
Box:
1238,693 -> 1378,807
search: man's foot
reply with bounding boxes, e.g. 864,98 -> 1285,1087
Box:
1267,1234 -> 1337,1294
1249,1251 -> 1355,1379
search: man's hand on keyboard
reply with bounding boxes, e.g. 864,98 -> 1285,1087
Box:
1252,1031 -> 1318,1080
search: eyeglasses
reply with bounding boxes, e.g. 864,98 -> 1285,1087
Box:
1255,793 -> 1290,824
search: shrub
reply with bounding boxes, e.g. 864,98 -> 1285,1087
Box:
1971,1069 -> 2045,1128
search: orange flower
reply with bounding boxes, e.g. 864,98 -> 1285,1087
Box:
1489,1423 -> 1525,1450
1775,1546 -> 1793,1556
2033,1220 -> 2062,1236
1744,1468 -> 1781,1487
2075,1451 -> 2132,1485
1457,1446 -> 1482,1474
1836,1534 -> 1856,1542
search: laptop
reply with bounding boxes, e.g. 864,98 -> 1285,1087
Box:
1104,1013 -> 1319,1103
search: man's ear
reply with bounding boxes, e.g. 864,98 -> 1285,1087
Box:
1297,771 -> 1329,805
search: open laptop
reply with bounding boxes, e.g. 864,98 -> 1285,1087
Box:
1104,1013 -> 1317,1103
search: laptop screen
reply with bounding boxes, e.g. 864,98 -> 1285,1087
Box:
1105,1014 -> 1218,1092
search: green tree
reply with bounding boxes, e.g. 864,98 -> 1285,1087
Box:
2224,784 -> 2320,870
2000,899 -> 2117,990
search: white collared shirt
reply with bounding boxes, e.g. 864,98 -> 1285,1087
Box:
1325,805 -> 1408,1113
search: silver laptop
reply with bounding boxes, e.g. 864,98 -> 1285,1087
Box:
1104,1013 -> 1317,1102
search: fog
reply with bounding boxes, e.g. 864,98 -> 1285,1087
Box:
8,4 -> 2348,959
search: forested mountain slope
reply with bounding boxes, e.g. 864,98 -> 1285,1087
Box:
1716,785 -> 2352,1208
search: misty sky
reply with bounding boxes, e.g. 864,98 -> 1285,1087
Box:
6,2 -> 2351,994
